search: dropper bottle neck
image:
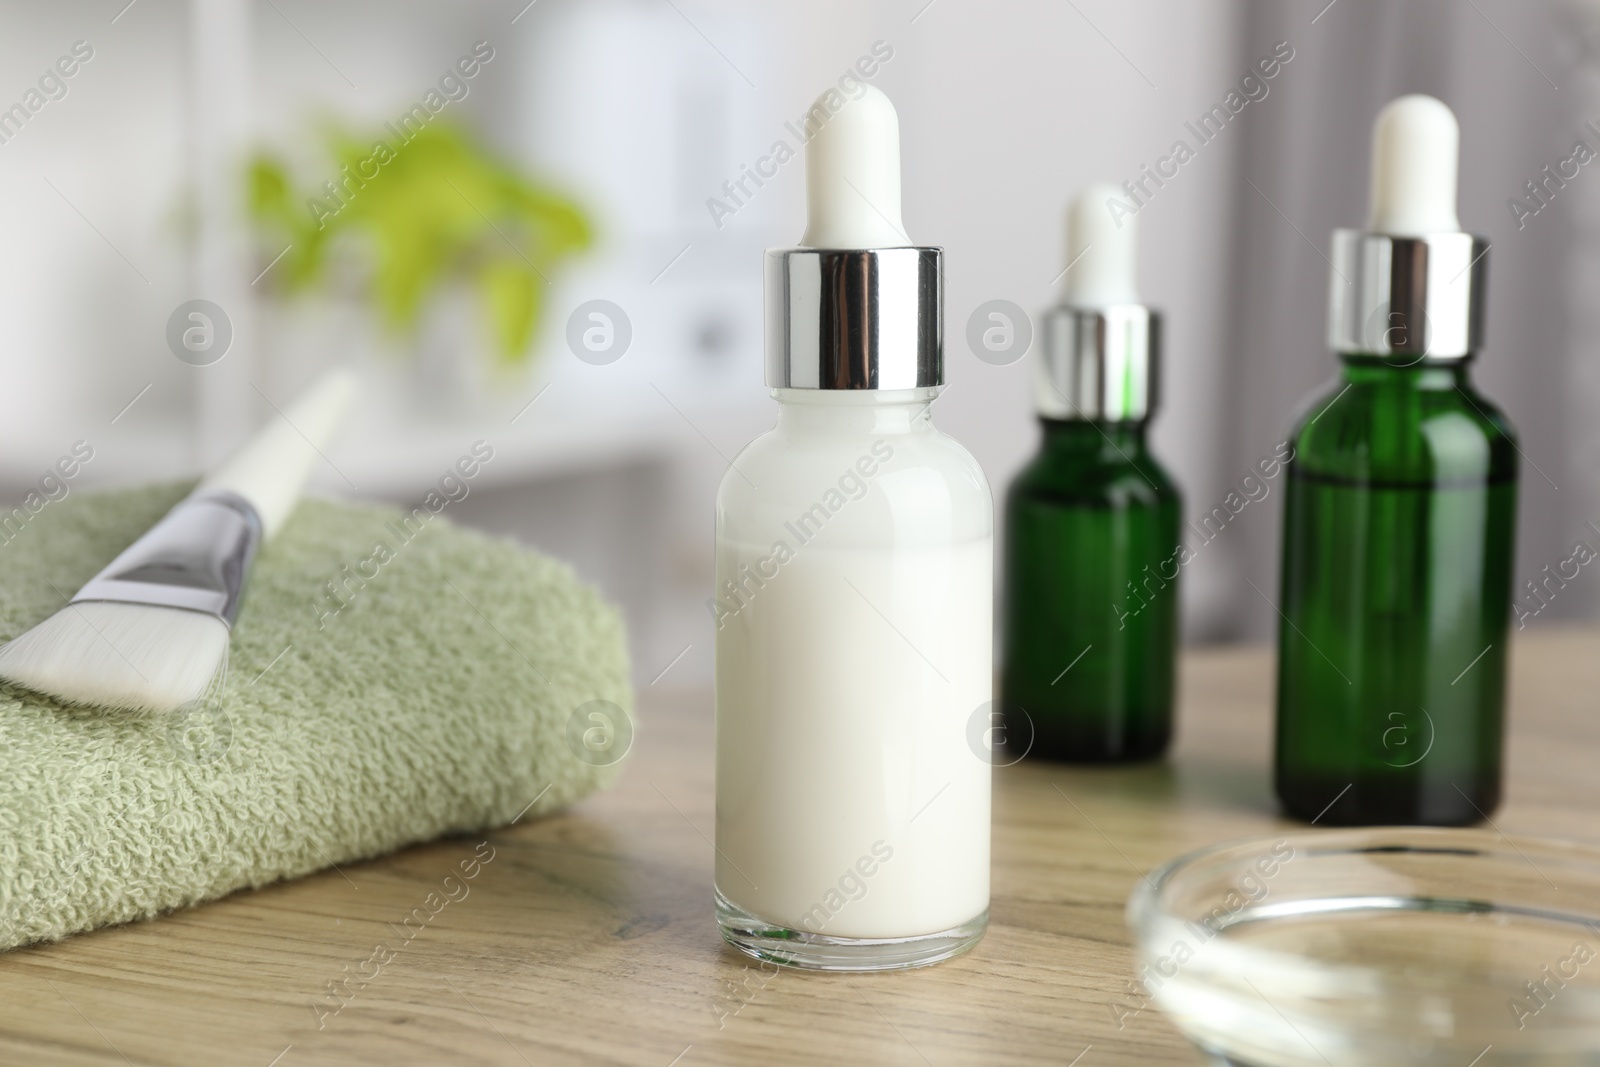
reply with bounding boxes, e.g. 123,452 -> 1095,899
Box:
1040,417 -> 1147,458
773,387 -> 937,436
1336,352 -> 1472,389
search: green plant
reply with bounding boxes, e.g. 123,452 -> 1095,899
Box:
248,121 -> 592,366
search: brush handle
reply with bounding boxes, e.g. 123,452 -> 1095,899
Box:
197,369 -> 358,540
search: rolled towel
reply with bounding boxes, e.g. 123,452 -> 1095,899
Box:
0,482 -> 632,952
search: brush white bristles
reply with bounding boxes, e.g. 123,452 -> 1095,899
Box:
0,369 -> 356,715
0,602 -> 230,713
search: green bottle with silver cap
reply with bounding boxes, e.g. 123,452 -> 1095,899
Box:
1275,96 -> 1518,826
999,184 -> 1181,763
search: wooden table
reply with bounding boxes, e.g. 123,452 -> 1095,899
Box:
3,629 -> 1597,1066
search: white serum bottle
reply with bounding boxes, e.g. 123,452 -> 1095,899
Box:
713,85 -> 992,971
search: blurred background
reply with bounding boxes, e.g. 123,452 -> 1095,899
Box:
0,0 -> 1592,686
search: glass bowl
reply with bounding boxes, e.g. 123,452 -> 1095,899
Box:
1127,828 -> 1600,1066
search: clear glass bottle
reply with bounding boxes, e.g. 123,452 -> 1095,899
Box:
713,245 -> 992,971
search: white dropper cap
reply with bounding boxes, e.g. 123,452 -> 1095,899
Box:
1365,94 -> 1461,236
1061,182 -> 1139,308
799,85 -> 911,248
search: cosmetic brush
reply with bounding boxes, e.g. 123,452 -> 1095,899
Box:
0,369 -> 357,713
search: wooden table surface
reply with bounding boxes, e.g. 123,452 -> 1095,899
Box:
3,629 -> 1598,1067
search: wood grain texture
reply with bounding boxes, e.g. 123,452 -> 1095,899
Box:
2,629 -> 1597,1067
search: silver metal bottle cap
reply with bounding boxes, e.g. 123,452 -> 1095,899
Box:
1327,231 -> 1488,360
764,247 -> 942,389
1034,305 -> 1160,422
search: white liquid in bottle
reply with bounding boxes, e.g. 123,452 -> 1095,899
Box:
713,87 -> 992,971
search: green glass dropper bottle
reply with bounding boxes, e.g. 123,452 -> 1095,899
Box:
1000,185 -> 1181,762
1275,96 -> 1518,826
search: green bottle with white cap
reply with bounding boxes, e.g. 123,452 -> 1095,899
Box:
1000,185 -> 1181,763
1275,95 -> 1518,826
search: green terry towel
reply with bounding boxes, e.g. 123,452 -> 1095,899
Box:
0,482 -> 632,952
